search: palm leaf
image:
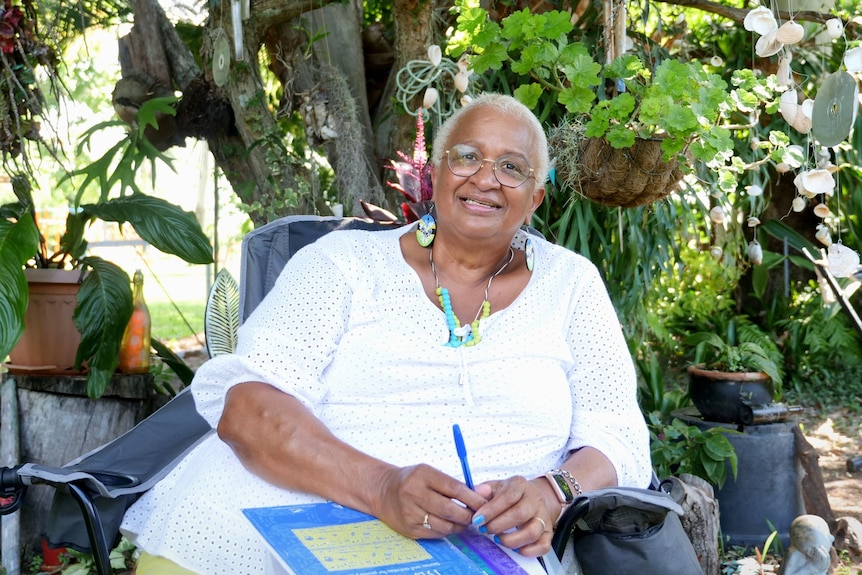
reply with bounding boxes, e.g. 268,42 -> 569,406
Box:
205,269 -> 239,358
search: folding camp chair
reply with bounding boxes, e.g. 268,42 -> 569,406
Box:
0,215 -> 667,575
0,216 -> 396,574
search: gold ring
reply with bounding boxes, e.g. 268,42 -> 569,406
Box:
423,512 -> 432,530
536,517 -> 548,532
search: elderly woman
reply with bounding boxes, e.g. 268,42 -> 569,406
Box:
121,93 -> 651,574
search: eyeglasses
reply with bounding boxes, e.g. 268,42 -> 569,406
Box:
444,144 -> 534,188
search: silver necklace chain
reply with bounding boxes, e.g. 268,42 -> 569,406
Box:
429,246 -> 515,322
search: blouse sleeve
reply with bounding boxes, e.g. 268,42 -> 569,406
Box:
564,263 -> 652,488
191,239 -> 353,428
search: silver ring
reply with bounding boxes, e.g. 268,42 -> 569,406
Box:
536,517 -> 548,532
423,512 -> 432,530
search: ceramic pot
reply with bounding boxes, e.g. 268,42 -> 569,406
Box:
687,365 -> 774,423
7,268 -> 84,374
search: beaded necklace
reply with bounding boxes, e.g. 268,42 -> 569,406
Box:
429,246 -> 515,347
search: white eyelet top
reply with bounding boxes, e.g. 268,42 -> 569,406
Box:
121,225 -> 650,574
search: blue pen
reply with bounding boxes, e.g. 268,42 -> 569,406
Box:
452,424 -> 475,490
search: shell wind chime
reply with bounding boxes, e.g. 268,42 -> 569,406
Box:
742,4 -> 860,276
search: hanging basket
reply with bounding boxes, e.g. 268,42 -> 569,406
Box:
549,122 -> 688,208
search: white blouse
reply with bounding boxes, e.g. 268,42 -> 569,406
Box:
121,225 -> 651,574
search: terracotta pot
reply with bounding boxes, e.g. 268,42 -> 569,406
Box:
687,364 -> 774,423
7,268 -> 85,374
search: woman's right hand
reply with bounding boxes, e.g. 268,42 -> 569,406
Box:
372,463 -> 488,539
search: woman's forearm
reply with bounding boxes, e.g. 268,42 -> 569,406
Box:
216,381 -> 394,516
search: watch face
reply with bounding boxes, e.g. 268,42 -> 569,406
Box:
550,473 -> 574,502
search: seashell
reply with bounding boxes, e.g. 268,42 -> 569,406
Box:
423,87 -> 439,109
815,224 -> 832,247
710,245 -> 724,259
776,56 -> 794,87
755,29 -> 784,57
801,98 -> 814,119
776,162 -> 792,173
792,107 -> 812,134
779,90 -> 799,125
845,46 -> 862,73
801,168 -> 836,197
457,55 -> 470,74
454,71 -> 469,94
460,95 -> 473,107
709,206 -> 726,224
813,203 -> 831,218
711,56 -> 724,67
748,241 -> 764,265
427,45 -> 442,67
747,216 -> 761,227
792,196 -> 807,212
825,18 -> 843,40
747,184 -> 764,197
827,243 -> 861,278
775,20 -> 804,44
744,6 -> 778,35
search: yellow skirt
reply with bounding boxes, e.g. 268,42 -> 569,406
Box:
136,551 -> 198,575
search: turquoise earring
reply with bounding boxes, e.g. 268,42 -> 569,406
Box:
417,211 -> 436,248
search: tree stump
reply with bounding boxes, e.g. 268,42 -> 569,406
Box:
663,473 -> 721,575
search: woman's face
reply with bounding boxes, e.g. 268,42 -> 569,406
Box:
431,107 -> 545,243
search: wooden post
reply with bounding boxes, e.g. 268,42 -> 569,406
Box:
792,423 -> 836,530
1,375 -> 21,575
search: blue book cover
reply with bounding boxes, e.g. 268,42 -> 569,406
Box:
243,502 -> 542,575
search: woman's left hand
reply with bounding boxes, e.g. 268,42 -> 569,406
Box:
471,476 -> 557,557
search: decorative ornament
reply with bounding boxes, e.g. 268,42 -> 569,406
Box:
744,6 -> 778,35
797,169 -> 836,198
747,184 -> 764,197
779,90 -> 800,125
825,18 -> 843,39
710,245 -> 724,259
525,236 -> 535,272
423,87 -> 439,110
427,45 -> 442,67
755,29 -> 784,58
813,204 -> 831,218
416,212 -> 437,247
811,71 -> 859,147
775,20 -> 804,44
747,216 -> 761,227
709,206 -> 726,224
815,224 -> 832,247
231,0 -> 244,61
776,56 -> 794,87
748,241 -> 763,265
844,46 -> 862,73
212,32 -> 231,88
792,196 -> 807,212
827,244 -> 861,278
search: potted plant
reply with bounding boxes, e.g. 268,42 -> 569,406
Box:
685,330 -> 784,423
445,3 -> 783,207
0,108 -> 213,398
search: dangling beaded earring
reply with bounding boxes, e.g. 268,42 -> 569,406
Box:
416,206 -> 436,248
524,236 -> 535,271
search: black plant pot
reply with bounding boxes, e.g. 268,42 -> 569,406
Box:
687,365 -> 774,423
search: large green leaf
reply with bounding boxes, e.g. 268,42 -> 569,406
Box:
0,215 -> 39,360
72,257 -> 132,398
82,194 -> 214,265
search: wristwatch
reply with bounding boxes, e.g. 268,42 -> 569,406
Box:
544,468 -> 584,525
544,470 -> 575,524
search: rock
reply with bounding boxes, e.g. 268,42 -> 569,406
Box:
833,516 -> 862,557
